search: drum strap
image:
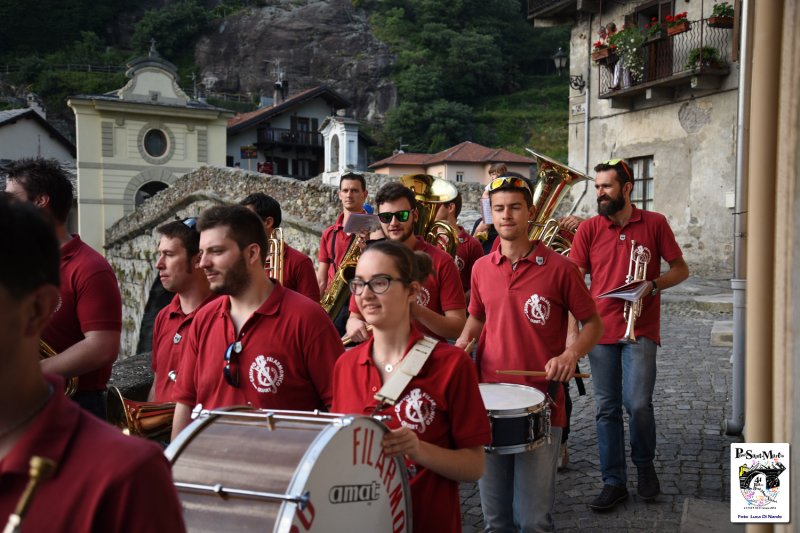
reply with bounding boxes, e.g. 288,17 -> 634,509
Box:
373,335 -> 438,406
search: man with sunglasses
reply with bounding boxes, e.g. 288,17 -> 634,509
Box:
569,159 -> 689,511
148,218 -> 218,403
0,195 -> 186,532
456,175 -> 603,532
170,205 -> 344,440
433,192 -> 483,298
344,182 -> 466,343
240,193 -> 320,301
4,158 -> 121,420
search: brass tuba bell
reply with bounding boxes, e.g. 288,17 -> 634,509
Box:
399,174 -> 460,257
106,386 -> 176,442
525,149 -> 592,254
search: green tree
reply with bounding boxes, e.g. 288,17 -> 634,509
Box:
131,1 -> 210,61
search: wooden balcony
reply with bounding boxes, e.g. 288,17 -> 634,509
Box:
527,0 -> 598,21
598,18 -> 733,105
256,127 -> 323,149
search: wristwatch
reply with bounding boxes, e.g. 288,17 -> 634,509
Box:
650,280 -> 659,296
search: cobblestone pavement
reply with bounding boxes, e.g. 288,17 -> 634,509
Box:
460,294 -> 743,532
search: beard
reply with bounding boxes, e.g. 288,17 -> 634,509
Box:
210,255 -> 250,296
598,194 -> 626,216
387,223 -> 415,243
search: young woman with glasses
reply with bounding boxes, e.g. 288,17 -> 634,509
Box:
331,239 -> 490,533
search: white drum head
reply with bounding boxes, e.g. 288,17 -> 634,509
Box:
479,383 -> 546,413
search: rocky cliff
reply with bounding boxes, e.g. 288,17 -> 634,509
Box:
195,0 -> 396,123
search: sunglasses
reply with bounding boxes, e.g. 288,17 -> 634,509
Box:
377,210 -> 412,223
602,159 -> 633,181
223,341 -> 242,387
182,217 -> 198,230
349,275 -> 404,295
488,176 -> 532,195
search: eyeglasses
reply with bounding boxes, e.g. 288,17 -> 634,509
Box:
182,217 -> 198,230
488,176 -> 532,195
223,341 -> 242,387
349,275 -> 405,295
602,159 -> 633,181
377,210 -> 412,223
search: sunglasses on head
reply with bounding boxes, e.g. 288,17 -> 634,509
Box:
181,217 -> 198,230
488,176 -> 532,195
223,341 -> 242,387
377,210 -> 412,223
602,159 -> 633,181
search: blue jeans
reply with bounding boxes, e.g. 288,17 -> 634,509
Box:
479,427 -> 562,532
588,338 -> 657,487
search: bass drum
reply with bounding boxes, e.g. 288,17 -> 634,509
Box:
165,407 -> 411,533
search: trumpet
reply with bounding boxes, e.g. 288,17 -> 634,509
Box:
620,240 -> 651,344
3,456 -> 57,533
266,227 -> 284,284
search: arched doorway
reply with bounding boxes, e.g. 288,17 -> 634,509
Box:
134,181 -> 169,207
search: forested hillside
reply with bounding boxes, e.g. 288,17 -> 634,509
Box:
0,0 -> 569,161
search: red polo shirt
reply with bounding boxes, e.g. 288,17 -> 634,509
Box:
468,241 -> 596,427
276,244 -> 321,301
332,326 -> 491,533
42,235 -> 122,391
349,240 -> 466,340
0,375 -> 185,533
455,226 -> 484,292
173,283 -> 344,411
151,293 -> 220,402
318,211 -> 363,283
569,206 -> 683,345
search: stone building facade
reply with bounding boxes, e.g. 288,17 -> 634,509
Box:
533,1 -> 740,277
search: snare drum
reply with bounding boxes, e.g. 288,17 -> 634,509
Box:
165,407 -> 411,533
478,383 -> 551,454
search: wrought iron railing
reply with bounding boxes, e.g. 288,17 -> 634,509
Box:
256,127 -> 323,148
599,18 -> 733,95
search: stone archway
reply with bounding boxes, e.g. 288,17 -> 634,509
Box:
123,167 -> 177,215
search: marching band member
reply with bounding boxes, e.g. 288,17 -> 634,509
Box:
569,159 -> 688,511
345,183 -> 466,342
4,158 -> 121,419
148,218 -> 218,402
433,192 -> 483,298
171,205 -> 343,440
240,192 -> 321,301
332,239 -> 490,533
455,176 -> 603,532
0,195 -> 185,532
317,172 -> 369,333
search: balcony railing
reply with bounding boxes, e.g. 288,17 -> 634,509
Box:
598,18 -> 733,98
256,127 -> 323,149
527,0 -> 577,18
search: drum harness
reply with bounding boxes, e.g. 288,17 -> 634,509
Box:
371,335 -> 437,415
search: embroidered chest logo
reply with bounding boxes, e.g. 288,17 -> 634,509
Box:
416,287 -> 431,307
249,355 -> 285,393
454,255 -> 465,272
173,333 -> 182,344
53,294 -> 63,314
523,294 -> 551,325
395,388 -> 437,434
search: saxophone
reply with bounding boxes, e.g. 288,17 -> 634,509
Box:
320,235 -> 363,319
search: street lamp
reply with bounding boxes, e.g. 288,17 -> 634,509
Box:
552,47 -> 568,76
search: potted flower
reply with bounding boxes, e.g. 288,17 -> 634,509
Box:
666,12 -> 691,35
644,17 -> 663,41
608,24 -> 645,83
685,46 -> 722,70
708,2 -> 734,28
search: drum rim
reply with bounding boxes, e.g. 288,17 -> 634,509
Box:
479,382 -> 547,415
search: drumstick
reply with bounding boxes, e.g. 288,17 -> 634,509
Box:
496,369 -> 591,379
463,338 -> 476,353
341,324 -> 374,346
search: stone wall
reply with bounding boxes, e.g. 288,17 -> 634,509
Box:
106,165 -> 483,359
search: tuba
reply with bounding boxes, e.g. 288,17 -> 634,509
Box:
525,148 -> 592,255
320,234 -> 363,319
399,174 -> 460,257
39,339 -> 77,396
266,227 -> 284,284
106,386 -> 175,441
